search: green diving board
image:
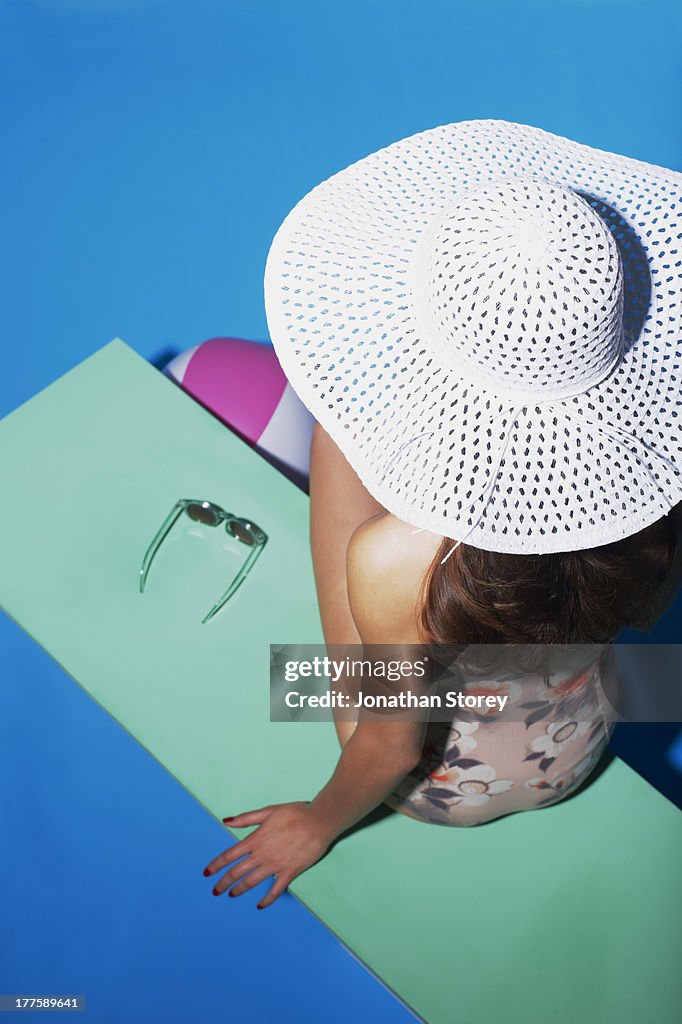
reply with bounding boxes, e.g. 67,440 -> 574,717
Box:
1,339 -> 680,1024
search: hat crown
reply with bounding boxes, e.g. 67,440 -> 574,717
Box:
412,175 -> 625,400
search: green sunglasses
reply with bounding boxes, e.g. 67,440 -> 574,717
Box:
139,499 -> 268,623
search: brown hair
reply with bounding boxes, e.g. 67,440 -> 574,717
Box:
419,507 -> 679,675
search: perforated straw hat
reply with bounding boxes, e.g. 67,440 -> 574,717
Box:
263,119 -> 682,557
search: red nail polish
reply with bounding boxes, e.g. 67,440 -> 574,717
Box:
257,904 -> 264,910
203,868 -> 211,877
222,817 -> 235,823
212,887 -> 219,896
228,890 -> 236,898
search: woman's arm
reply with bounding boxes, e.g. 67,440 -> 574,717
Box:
205,715 -> 424,908
308,420 -> 387,744
308,420 -> 386,647
204,504 -> 430,908
307,515 -> 430,838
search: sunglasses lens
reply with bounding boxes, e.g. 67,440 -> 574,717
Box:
187,502 -> 219,526
228,520 -> 257,546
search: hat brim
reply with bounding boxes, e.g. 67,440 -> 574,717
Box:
264,119 -> 682,553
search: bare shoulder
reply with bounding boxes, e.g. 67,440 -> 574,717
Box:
346,513 -> 443,643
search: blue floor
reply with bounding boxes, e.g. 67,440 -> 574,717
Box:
0,614 -> 417,1024
1,1 -> 681,1021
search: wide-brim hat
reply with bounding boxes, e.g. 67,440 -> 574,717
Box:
264,119 -> 682,555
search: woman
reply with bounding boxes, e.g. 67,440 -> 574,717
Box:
204,119 -> 682,908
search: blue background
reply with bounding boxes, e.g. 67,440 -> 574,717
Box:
1,1 -> 680,1021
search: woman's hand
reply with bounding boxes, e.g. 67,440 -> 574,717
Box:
203,801 -> 333,909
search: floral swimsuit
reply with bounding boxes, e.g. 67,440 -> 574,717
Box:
383,648 -> 618,827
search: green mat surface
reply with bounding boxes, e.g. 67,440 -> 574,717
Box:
1,339 -> 680,1024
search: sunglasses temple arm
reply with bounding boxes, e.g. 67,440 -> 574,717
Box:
201,538 -> 267,624
139,501 -> 186,592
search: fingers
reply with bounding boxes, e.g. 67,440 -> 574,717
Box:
203,836 -> 252,877
257,874 -> 291,910
204,806 -> 272,876
212,856 -> 259,896
205,803 -> 298,909
227,865 -> 273,899
222,806 -> 272,828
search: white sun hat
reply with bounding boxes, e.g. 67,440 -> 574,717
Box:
263,119 -> 682,557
